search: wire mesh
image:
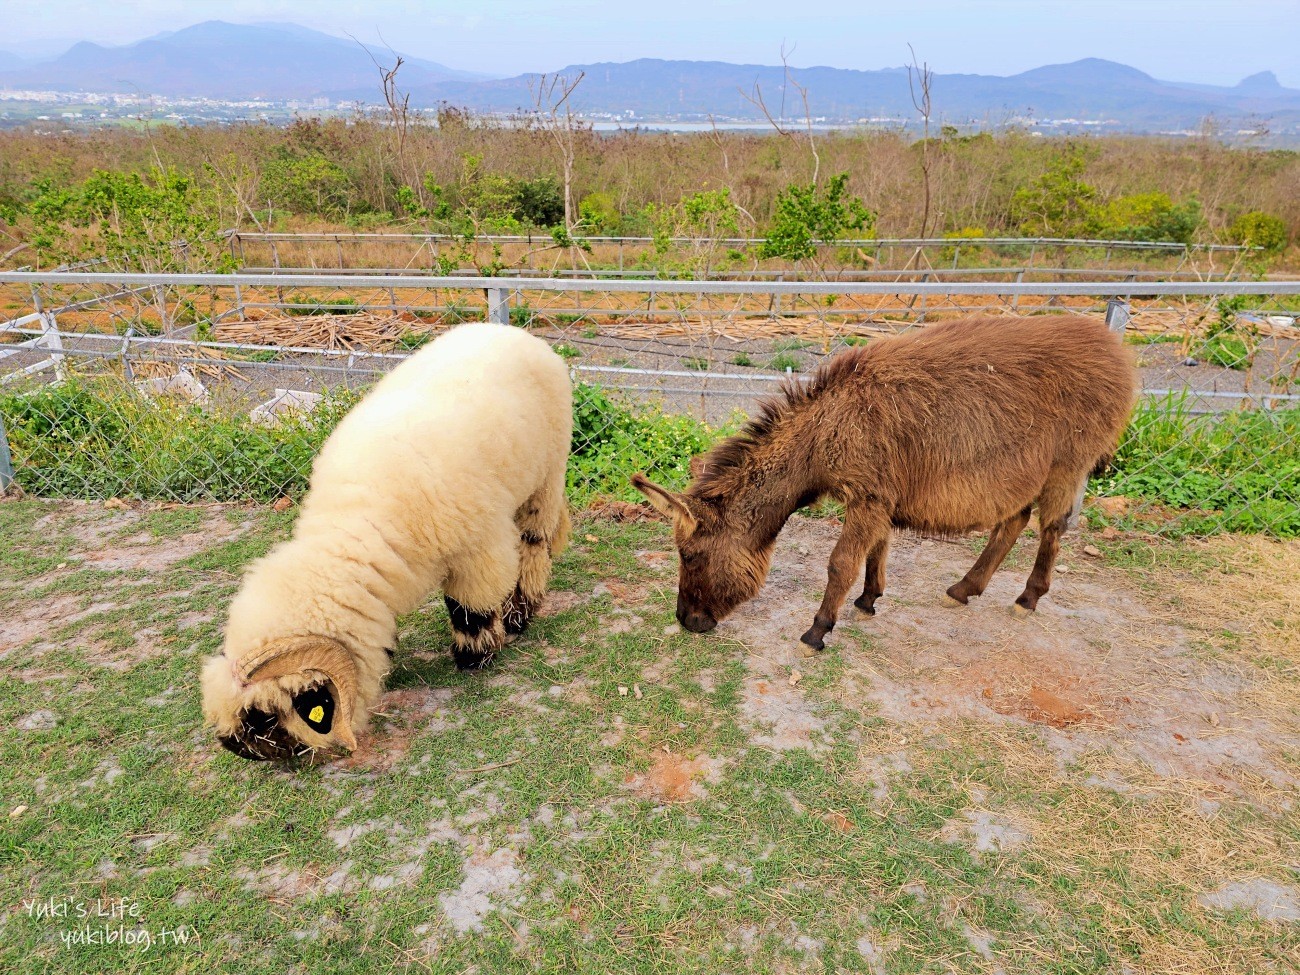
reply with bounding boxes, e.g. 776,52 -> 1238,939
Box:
1,271 -> 1297,537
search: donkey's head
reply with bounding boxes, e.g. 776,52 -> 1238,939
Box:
201,637 -> 361,761
632,473 -> 774,633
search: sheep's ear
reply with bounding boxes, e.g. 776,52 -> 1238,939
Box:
291,683 -> 357,751
630,474 -> 697,536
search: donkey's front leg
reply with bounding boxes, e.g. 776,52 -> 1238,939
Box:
801,507 -> 889,651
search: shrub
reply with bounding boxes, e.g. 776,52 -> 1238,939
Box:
568,383 -> 722,504
1227,210 -> 1289,252
1095,192 -> 1201,244
260,154 -> 353,217
514,176 -> 565,228
1008,149 -> 1098,238
760,174 -> 874,263
1094,396 -> 1299,537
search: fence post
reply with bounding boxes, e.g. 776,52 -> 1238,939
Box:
487,287 -> 510,325
0,412 -> 13,494
1105,297 -> 1130,334
1067,299 -> 1130,531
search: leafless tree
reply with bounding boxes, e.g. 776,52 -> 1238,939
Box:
530,72 -> 587,231
739,44 -> 820,183
908,44 -> 935,238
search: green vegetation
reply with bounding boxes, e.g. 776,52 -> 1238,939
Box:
568,383 -> 722,503
768,352 -> 802,373
1094,396 -> 1299,536
1,377 -> 1296,537
758,173 -> 875,264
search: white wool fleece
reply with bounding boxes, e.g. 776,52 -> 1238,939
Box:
201,322 -> 573,737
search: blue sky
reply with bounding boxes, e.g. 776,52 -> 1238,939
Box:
5,0 -> 1299,87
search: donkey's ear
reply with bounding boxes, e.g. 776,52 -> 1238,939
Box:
630,474 -> 698,534
688,454 -> 709,479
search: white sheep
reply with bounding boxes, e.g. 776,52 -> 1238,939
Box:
200,322 -> 572,760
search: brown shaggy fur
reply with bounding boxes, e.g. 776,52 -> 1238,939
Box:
634,313 -> 1138,649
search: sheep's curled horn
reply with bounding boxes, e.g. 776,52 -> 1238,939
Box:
219,637 -> 361,761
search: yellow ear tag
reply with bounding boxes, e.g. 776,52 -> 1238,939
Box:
309,705 -> 325,724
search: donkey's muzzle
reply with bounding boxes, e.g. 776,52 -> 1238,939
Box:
218,706 -> 312,762
679,609 -> 717,633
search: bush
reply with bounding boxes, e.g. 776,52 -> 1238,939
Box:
1227,210 -> 1289,251
514,176 -> 565,228
568,383 -> 722,504
1095,396 -> 1299,537
0,378 -> 356,502
759,174 -> 874,263
1095,192 -> 1201,244
260,154 -> 354,217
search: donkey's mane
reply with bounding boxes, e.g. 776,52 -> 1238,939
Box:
692,348 -> 869,498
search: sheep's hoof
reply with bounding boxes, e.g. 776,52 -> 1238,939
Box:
1009,603 -> 1033,620
453,648 -> 496,671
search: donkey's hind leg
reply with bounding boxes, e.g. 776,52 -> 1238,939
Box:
1012,476 -> 1080,616
502,475 -> 570,636
852,535 -> 890,616
946,504 -> 1033,605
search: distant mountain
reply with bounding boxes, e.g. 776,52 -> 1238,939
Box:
0,21 -> 492,100
0,20 -> 1296,137
389,57 -> 1300,131
0,50 -> 29,72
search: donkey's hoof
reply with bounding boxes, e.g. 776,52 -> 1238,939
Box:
852,595 -> 877,617
799,629 -> 825,652
1009,603 -> 1034,620
943,593 -> 966,608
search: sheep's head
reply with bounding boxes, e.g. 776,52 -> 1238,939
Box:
201,637 -> 361,761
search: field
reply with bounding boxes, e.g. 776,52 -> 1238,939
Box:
3,496 -> 1298,973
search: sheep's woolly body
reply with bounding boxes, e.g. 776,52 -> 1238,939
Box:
202,323 -> 572,751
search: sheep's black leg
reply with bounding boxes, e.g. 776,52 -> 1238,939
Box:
501,582 -> 533,636
444,595 -> 504,670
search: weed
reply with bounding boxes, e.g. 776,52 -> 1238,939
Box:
554,343 -> 581,361
731,352 -> 755,367
684,357 -> 709,371
769,352 -> 802,373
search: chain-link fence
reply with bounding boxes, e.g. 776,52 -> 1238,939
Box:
223,230 -> 1258,280
2,271 -> 1298,537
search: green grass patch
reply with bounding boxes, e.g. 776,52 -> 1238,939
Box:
1094,395 -> 1299,537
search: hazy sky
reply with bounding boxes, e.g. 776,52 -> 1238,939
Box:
4,0 -> 1299,87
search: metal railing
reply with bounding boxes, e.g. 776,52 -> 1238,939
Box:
1,271 -> 1297,536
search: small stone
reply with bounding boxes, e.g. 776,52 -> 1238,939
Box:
272,496 -> 294,512
633,684 -> 643,700
56,562 -> 68,569
1182,357 -> 1199,367
1056,564 -> 1069,574
617,686 -> 628,697
584,534 -> 599,543
10,805 -> 27,818
1083,544 -> 1101,558
789,671 -> 803,687
662,624 -> 681,635
1209,711 -> 1220,727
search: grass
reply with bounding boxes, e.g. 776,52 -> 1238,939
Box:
1,500 -> 1297,973
1,379 -> 1296,537
768,352 -> 802,373
1092,396 -> 1299,537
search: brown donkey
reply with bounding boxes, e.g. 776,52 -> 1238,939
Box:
633,313 -> 1137,650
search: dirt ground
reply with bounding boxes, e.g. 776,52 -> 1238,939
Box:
4,498 -> 1299,972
